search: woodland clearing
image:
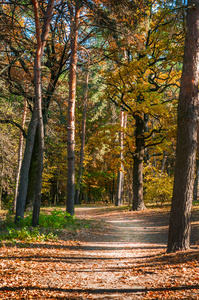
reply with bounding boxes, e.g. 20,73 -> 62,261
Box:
0,205 -> 199,299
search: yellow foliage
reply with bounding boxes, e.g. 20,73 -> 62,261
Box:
144,165 -> 174,204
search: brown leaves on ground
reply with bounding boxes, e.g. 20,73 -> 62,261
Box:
0,206 -> 199,299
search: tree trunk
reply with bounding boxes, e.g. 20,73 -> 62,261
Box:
193,158 -> 199,202
193,125 -> 199,202
115,170 -> 124,206
15,0 -> 54,223
115,110 -> 126,206
31,43 -> 44,227
75,48 -> 90,205
167,0 -> 199,253
15,109 -> 38,222
132,114 -> 146,211
25,127 -> 39,211
160,151 -> 168,174
13,98 -> 27,212
31,0 -> 54,227
67,3 -> 80,216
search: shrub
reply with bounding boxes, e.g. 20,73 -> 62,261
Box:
1,227 -> 56,242
38,210 -> 76,229
144,166 -> 173,204
0,209 -> 86,242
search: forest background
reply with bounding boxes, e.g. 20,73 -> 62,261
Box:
0,0 -> 198,252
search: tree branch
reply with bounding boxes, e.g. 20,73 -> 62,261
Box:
0,119 -> 27,138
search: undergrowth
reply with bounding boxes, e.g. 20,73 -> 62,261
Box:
0,209 -> 91,243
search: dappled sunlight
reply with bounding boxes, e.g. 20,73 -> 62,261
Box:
0,206 -> 198,299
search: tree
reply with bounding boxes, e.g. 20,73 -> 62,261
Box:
15,0 -> 54,224
66,0 -> 123,212
0,0 -> 191,215
193,126 -> 199,202
13,98 -> 27,212
115,109 -> 126,206
0,0 -> 72,214
66,1 -> 81,216
103,0 -> 184,210
75,48 -> 90,205
31,0 -> 55,226
167,0 -> 199,253
25,2 -> 71,211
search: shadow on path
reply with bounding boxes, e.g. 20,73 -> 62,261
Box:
0,284 -> 198,294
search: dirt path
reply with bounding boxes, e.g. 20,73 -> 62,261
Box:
0,206 -> 199,299
75,206 -> 169,245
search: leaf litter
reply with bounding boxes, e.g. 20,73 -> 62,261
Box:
0,206 -> 199,299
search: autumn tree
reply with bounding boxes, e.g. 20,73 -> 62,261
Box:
167,0 -> 199,253
0,0 -> 189,216
14,0 -> 54,224
75,48 -> 90,205
104,0 -> 184,210
66,0 -> 141,212
66,1 -> 81,215
31,0 -> 55,226
0,99 -> 21,209
0,0 -> 70,215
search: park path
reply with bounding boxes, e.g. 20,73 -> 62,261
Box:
0,206 -> 199,299
75,206 -> 169,245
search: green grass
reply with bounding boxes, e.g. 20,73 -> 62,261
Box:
0,209 -> 92,243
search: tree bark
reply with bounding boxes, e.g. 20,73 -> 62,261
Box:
31,36 -> 44,226
13,98 -> 27,212
15,109 -> 38,222
115,170 -> 124,206
67,3 -> 80,216
25,127 -> 39,211
193,158 -> 199,202
15,0 -> 54,223
25,27 -> 65,211
132,113 -> 146,211
31,0 -> 54,227
75,48 -> 90,205
193,125 -> 199,202
115,109 -> 125,206
160,151 -> 168,174
167,0 -> 199,253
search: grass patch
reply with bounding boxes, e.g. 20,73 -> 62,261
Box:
0,209 -> 93,243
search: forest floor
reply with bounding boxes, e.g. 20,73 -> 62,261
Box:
0,205 -> 199,299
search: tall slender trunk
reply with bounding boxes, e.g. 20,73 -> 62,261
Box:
26,41 -> 67,210
31,0 -> 54,227
132,114 -> 146,211
15,109 -> 38,222
13,99 -> 27,212
160,151 -> 168,174
25,127 -> 39,211
116,170 -> 124,206
193,158 -> 199,202
75,49 -> 90,205
31,31 -> 44,227
167,0 -> 199,253
15,0 -> 54,223
67,4 -> 80,216
193,125 -> 199,202
115,110 -> 126,206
